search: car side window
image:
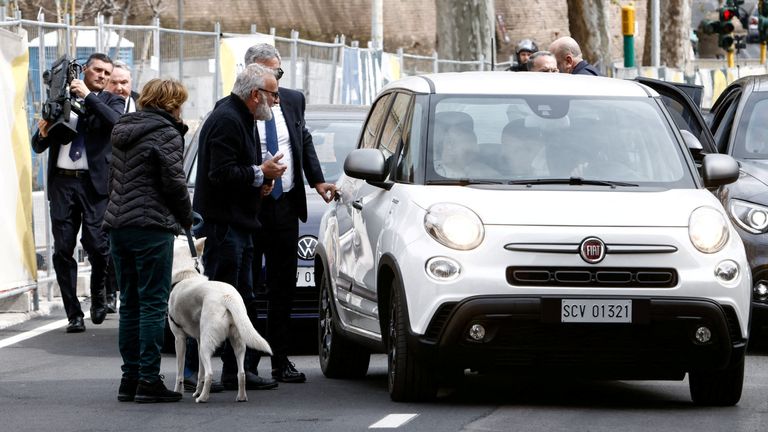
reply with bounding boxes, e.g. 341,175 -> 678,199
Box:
375,93 -> 413,179
360,93 -> 392,149
396,102 -> 423,183
712,97 -> 740,154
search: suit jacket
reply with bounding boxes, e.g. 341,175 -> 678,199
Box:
257,87 -> 324,223
572,60 -> 601,76
193,93 -> 264,231
32,91 -> 125,198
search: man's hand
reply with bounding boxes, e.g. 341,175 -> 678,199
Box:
261,181 -> 274,197
261,153 -> 287,180
37,119 -> 50,138
69,79 -> 91,99
314,182 -> 337,203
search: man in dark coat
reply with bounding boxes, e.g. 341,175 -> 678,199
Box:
192,63 -> 286,390
549,36 -> 602,76
244,43 -> 336,384
32,52 -> 125,333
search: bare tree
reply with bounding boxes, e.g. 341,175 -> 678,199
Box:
435,0 -> 495,71
643,0 -> 693,68
566,0 -> 612,71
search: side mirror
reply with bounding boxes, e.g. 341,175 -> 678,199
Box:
344,148 -> 388,182
680,129 -> 704,160
701,153 -> 739,187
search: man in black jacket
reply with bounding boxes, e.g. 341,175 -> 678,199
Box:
32,52 -> 124,333
549,36 -> 602,76
193,63 -> 286,390
244,44 -> 336,384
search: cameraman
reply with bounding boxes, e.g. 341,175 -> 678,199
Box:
32,53 -> 125,333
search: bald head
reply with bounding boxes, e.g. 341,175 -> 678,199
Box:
548,36 -> 583,74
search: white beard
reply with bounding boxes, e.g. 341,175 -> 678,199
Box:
255,93 -> 273,121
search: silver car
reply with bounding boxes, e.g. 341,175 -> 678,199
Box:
315,72 -> 749,405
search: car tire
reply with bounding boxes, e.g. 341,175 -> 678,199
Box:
318,270 -> 370,378
688,353 -> 745,406
387,279 -> 437,402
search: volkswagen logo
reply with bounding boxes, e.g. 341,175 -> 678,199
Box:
297,235 -> 318,260
579,237 -> 605,264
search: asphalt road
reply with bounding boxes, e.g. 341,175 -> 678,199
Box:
2,302 -> 768,432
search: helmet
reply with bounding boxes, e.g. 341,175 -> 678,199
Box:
515,39 -> 539,55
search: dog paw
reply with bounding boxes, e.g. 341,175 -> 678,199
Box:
192,391 -> 201,398
195,396 -> 209,403
236,396 -> 248,402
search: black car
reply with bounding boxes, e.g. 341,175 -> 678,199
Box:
640,76 -> 768,338
166,104 -> 367,349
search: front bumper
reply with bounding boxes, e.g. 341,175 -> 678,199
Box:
410,296 -> 746,380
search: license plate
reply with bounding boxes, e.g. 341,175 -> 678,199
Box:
561,299 -> 632,323
296,267 -> 315,287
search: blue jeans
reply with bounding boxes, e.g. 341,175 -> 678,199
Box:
111,227 -> 174,383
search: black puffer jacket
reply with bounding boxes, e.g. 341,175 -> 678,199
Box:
104,109 -> 193,234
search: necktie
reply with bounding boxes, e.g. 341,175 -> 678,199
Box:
265,116 -> 282,199
69,113 -> 85,161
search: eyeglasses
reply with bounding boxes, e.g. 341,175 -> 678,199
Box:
258,88 -> 280,99
274,67 -> 284,80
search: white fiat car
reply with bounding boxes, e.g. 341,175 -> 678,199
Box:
315,72 -> 750,405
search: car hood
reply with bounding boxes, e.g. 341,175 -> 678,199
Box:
735,160 -> 768,203
406,187 -> 724,227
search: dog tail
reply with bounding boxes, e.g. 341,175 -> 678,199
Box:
224,295 -> 273,356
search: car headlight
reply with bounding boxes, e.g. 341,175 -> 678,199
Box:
729,199 -> 768,234
689,206 -> 729,254
424,203 -> 484,250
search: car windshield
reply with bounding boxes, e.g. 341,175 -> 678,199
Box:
427,95 -> 691,186
734,96 -> 768,160
307,118 -> 361,183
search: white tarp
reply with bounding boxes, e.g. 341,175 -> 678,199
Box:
219,34 -> 275,95
0,27 -> 36,294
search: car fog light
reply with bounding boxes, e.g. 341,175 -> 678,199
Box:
714,260 -> 739,283
426,257 -> 461,281
468,323 -> 486,341
695,326 -> 712,344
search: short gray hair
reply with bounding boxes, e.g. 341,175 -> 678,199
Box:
244,43 -> 281,65
529,51 -> 555,62
232,63 -> 270,100
113,59 -> 131,72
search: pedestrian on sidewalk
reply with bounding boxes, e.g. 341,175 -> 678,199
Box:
31,53 -> 124,333
104,78 -> 193,403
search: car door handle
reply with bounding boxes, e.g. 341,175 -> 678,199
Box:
352,199 -> 363,210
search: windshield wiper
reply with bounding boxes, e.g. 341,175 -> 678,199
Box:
507,177 -> 638,188
426,178 -> 504,186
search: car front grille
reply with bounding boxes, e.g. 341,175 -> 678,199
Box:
506,267 -> 678,288
250,285 -> 318,319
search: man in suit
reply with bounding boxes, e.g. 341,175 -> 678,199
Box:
32,53 -> 125,333
549,36 -> 602,76
193,63 -> 286,390
107,60 -> 139,114
245,44 -> 337,383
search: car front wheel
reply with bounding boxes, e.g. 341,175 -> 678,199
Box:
317,269 -> 370,378
688,353 -> 745,406
387,279 -> 437,402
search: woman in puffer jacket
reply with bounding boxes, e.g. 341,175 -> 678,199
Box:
104,79 -> 193,404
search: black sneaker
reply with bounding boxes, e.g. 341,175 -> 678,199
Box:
134,377 -> 182,403
183,374 -> 225,393
272,360 -> 306,383
118,377 -> 138,402
221,371 -> 278,390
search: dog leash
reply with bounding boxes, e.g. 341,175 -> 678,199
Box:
184,228 -> 201,273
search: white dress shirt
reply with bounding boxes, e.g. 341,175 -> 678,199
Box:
55,110 -> 89,170
257,106 -> 295,193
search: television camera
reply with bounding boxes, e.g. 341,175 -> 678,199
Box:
41,55 -> 83,143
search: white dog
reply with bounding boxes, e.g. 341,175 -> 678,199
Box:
168,236 -> 272,403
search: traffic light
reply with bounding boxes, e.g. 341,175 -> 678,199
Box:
717,1 -> 739,51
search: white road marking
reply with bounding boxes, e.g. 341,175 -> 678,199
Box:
369,413 -> 419,428
0,311 -> 91,349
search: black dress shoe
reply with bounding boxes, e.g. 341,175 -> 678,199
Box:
272,360 -> 306,383
91,306 -> 107,325
134,378 -> 182,403
66,317 -> 85,333
221,371 -> 278,390
183,374 -> 225,393
118,377 -> 138,402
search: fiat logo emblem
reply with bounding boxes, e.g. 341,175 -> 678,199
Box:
580,237 -> 605,264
